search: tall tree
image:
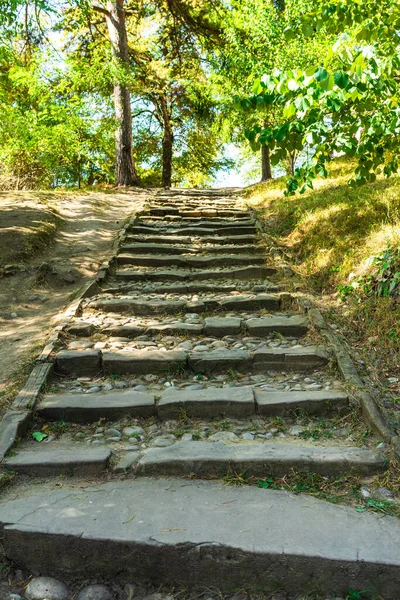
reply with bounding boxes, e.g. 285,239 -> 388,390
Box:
93,1 -> 138,185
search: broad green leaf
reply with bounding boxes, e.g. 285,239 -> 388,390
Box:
320,74 -> 334,91
252,78 -> 263,95
302,22 -> 313,38
32,432 -> 48,442
283,103 -> 296,118
314,67 -> 329,82
334,71 -> 350,89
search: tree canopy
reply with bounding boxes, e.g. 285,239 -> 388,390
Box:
0,0 -> 398,189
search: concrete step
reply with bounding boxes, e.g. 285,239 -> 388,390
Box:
101,282 -> 281,296
2,478 -> 398,596
36,388 -> 348,423
88,293 -> 283,315
115,253 -> 265,268
54,346 -> 329,377
148,208 -> 253,218
136,440 -> 385,478
115,265 -> 276,281
125,234 -> 257,245
128,226 -> 257,236
95,315 -> 305,338
120,243 -> 261,255
143,215 -> 253,222
5,447 -> 111,476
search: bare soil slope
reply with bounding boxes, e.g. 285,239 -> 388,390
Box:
0,188 -> 148,415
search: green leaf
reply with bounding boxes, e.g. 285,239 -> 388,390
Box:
314,67 -> 329,82
320,74 -> 335,91
283,26 -> 295,41
252,78 -> 263,95
334,71 -> 350,89
283,103 -> 296,118
302,22 -> 313,38
294,96 -> 310,112
32,431 -> 48,442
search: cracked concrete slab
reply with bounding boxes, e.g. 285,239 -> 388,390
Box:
0,478 -> 399,597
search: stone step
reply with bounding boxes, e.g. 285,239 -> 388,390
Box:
98,315 -> 302,338
142,215 -> 253,222
120,243 -> 260,255
128,226 -> 256,236
115,265 -> 275,282
136,441 -> 385,478
125,234 -> 257,245
148,208 -> 253,218
101,282 -> 281,296
54,346 -> 329,377
4,478 -> 398,594
116,254 -> 266,268
36,388 -> 348,423
5,447 -> 111,476
88,293 -> 283,315
37,389 -> 155,422
157,388 -> 348,420
138,217 -> 255,226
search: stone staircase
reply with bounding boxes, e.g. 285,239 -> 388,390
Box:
1,189 -> 399,598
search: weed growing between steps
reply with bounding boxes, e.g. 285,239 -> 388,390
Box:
222,466 -> 400,518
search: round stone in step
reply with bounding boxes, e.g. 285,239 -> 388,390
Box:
208,431 -> 239,442
76,584 -> 113,600
25,577 -> 69,600
68,340 -> 94,350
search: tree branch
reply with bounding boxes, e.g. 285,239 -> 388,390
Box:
92,5 -> 111,17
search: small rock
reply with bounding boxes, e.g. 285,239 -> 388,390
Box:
241,432 -> 255,440
106,437 -> 122,443
25,577 -> 69,600
360,487 -> 371,499
151,437 -> 176,447
181,433 -> 193,441
208,431 -> 238,442
85,386 -> 102,394
133,385 -> 148,392
375,486 -> 395,500
332,428 -> 350,438
75,431 -> 86,439
106,428 -> 121,437
123,426 -> 144,438
76,584 -> 113,600
288,425 -> 306,436
102,383 -> 113,392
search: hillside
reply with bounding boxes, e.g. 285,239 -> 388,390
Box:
245,160 -> 400,437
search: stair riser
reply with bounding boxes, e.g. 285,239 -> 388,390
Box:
89,296 -> 281,315
115,266 -> 276,281
55,349 -> 328,377
116,255 -> 265,268
119,244 -> 260,255
37,391 -> 348,423
125,235 -> 257,245
128,227 -> 256,236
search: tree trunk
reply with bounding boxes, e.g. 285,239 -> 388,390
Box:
160,95 -> 173,188
105,0 -> 138,186
261,145 -> 272,181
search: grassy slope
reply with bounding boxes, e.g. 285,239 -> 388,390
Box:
244,160 -> 400,290
244,159 -> 400,434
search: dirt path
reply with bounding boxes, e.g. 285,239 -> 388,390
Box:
0,189 -> 149,414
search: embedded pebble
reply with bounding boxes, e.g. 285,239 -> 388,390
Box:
25,577 -> 69,600
76,584 -> 113,600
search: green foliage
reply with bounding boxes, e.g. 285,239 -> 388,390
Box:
240,0 -> 400,192
32,431 -> 47,442
338,245 -> 400,302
